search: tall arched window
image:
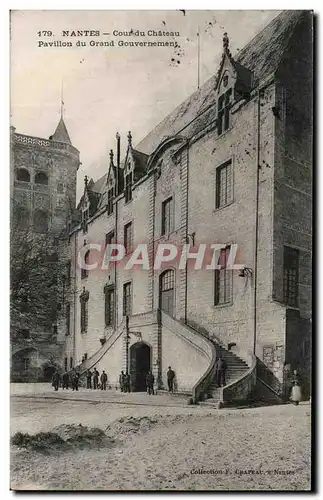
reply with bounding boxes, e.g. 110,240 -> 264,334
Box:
35,172 -> 48,185
16,168 -> 30,182
159,269 -> 175,316
33,209 -> 49,233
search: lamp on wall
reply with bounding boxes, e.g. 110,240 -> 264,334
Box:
186,232 -> 196,246
238,266 -> 253,278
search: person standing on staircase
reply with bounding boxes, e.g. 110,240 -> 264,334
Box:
119,371 -> 125,392
216,356 -> 227,387
167,366 -> 175,392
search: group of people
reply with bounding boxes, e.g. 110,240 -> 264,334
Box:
85,368 -> 108,390
51,368 -> 108,391
52,370 -> 81,391
119,371 -> 131,392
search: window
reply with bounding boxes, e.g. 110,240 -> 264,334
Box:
124,222 -> 133,254
123,282 -> 132,316
215,160 -> 233,209
107,187 -> 114,215
33,209 -> 49,233
64,357 -> 68,372
16,168 -> 30,182
23,358 -> 30,371
217,88 -> 232,136
161,197 -> 174,235
104,285 -> 115,326
66,303 -> 71,335
159,269 -> 175,315
80,299 -> 88,333
84,353 -> 88,360
125,172 -> 133,203
35,172 -> 48,185
283,247 -> 299,307
81,250 -> 90,279
214,246 -> 232,305
20,329 -> 30,339
105,230 -> 115,246
57,182 -> 64,194
82,208 -> 89,234
70,357 -> 73,369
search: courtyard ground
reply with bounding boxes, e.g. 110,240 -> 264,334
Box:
10,383 -> 312,491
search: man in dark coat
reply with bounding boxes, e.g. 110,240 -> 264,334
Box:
100,370 -> 108,390
124,372 -> 131,393
52,370 -> 60,391
119,371 -> 125,392
216,356 -> 227,387
93,368 -> 99,390
146,371 -> 155,395
62,371 -> 69,390
86,370 -> 92,389
167,366 -> 175,392
71,371 -> 80,391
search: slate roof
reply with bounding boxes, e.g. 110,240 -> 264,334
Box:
51,116 -> 72,144
78,10 -> 306,217
137,10 -> 304,155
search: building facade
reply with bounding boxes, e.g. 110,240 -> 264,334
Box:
11,11 -> 312,398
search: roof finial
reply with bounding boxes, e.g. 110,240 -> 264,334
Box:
84,175 -> 88,188
116,131 -> 120,140
109,149 -> 114,164
127,131 -> 132,147
223,32 -> 229,51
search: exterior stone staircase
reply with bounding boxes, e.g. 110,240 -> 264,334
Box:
182,320 -> 256,405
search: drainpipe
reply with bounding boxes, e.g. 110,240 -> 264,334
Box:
115,133 -> 120,329
253,89 -> 262,354
73,231 -> 77,366
184,146 -> 189,324
151,169 -> 157,311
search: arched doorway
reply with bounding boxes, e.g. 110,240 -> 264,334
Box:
159,269 -> 175,316
129,342 -> 151,392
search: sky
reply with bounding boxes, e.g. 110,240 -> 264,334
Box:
10,10 -> 281,200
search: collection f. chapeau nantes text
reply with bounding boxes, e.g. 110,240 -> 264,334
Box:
37,29 -> 181,48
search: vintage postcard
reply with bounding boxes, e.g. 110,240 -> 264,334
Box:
10,9 -> 313,491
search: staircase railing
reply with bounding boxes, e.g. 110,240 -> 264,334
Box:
72,318 -> 126,376
161,312 -> 217,402
222,352 -> 257,404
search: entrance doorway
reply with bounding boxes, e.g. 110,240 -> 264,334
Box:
129,342 -> 151,392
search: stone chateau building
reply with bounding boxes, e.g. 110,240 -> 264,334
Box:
11,11 -> 312,401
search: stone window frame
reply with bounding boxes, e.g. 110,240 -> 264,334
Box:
214,159 -> 234,211
104,283 -> 115,327
123,281 -> 132,317
124,171 -> 133,204
217,88 -> 232,136
124,221 -> 133,255
80,287 -> 90,334
161,196 -> 175,236
214,244 -> 233,307
16,167 -> 30,183
34,171 -> 49,186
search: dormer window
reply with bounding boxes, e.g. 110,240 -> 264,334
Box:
82,207 -> 89,234
107,187 -> 114,216
217,88 -> 232,136
125,172 -> 133,204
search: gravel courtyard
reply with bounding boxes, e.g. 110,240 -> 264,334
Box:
10,384 -> 311,491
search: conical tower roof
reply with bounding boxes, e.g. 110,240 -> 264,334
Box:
51,116 -> 72,144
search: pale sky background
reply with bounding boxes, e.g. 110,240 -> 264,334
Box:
11,10 -> 281,200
